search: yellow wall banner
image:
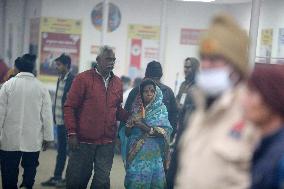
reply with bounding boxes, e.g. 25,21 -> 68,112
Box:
261,29 -> 273,46
128,24 -> 160,40
257,29 -> 273,63
40,17 -> 82,35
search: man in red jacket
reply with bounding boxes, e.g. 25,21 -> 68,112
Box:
64,46 -> 129,189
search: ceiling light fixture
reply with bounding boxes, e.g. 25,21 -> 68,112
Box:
178,0 -> 215,2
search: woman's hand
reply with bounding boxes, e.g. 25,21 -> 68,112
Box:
125,117 -> 136,136
127,115 -> 140,127
134,120 -> 153,134
133,120 -> 146,129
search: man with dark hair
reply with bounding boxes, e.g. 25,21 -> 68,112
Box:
176,57 -> 200,120
42,53 -> 75,187
123,61 -> 178,138
0,53 -> 54,189
64,46 -> 129,188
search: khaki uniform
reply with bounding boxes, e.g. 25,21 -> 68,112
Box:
175,84 -> 260,189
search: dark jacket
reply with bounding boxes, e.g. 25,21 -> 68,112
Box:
167,81 -> 196,189
64,69 -> 129,144
251,126 -> 284,189
123,82 -> 178,136
54,72 -> 75,124
176,80 -> 195,127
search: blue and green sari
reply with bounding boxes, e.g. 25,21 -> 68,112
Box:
119,86 -> 172,189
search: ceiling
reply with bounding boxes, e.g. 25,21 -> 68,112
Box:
176,0 -> 253,4
213,0 -> 252,4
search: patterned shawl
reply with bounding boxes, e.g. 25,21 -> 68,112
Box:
119,85 -> 172,166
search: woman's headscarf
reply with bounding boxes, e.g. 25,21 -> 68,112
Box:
119,79 -> 172,164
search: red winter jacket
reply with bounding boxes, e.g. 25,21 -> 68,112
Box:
64,69 -> 129,144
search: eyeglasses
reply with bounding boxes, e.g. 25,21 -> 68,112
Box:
104,57 -> 116,63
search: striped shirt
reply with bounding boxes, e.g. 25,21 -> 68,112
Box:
55,73 -> 69,125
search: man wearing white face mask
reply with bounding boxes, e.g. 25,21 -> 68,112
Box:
175,13 -> 260,189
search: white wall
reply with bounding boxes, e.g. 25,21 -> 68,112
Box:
0,0 -> 4,58
40,0 -> 243,89
211,0 -> 284,64
2,0 -> 25,66
6,0 -> 284,89
41,0 -> 163,78
0,0 -> 41,67
23,0 -> 42,55
226,3 -> 251,31
256,0 -> 284,61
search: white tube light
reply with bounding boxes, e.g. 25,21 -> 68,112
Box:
178,0 -> 215,2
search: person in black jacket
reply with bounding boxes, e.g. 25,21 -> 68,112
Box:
122,61 -> 178,139
41,54 -> 75,187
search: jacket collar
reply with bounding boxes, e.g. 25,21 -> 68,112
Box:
93,68 -> 114,80
15,72 -> 35,78
193,83 -> 245,120
59,71 -> 70,81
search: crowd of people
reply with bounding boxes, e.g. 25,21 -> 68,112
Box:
0,13 -> 284,189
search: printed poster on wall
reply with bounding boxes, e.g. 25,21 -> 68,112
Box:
258,29 -> 273,63
127,24 -> 160,79
39,17 -> 82,83
180,28 -> 206,45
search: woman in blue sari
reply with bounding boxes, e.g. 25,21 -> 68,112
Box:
119,79 -> 172,189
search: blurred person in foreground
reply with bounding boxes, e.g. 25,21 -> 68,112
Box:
64,46 -> 129,189
166,57 -> 200,189
0,54 -> 54,189
175,13 -> 259,189
244,63 -> 284,189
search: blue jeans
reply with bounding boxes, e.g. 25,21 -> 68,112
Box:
54,125 -> 68,179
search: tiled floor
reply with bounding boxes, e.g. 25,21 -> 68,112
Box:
0,149 -> 125,189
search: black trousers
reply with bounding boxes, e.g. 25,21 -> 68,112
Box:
0,150 -> 40,189
54,125 -> 68,179
66,143 -> 115,189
